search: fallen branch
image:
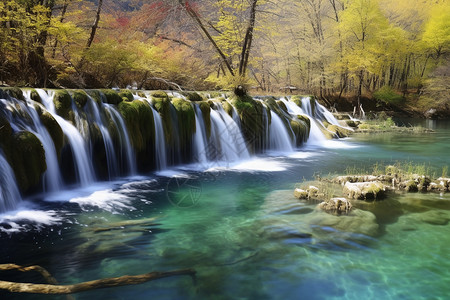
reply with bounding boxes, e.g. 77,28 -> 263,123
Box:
0,264 -> 196,295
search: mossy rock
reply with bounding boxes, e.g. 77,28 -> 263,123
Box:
327,125 -> 351,138
222,100 -> 233,117
199,101 -> 211,138
345,120 -> 359,128
137,91 -> 146,98
181,92 -> 203,102
118,100 -> 155,152
53,89 -> 73,120
39,112 -> 64,157
291,95 -> 303,107
152,94 -> 173,145
0,117 -> 13,159
10,131 -> 47,192
71,90 -> 88,109
150,90 -> 168,99
290,119 -> 309,146
297,115 -> 311,130
172,98 -> 196,160
86,90 -> 102,104
30,89 -> 42,103
231,94 -> 265,153
99,89 -> 122,105
119,89 -> 134,102
277,100 -> 288,114
1,87 -> 24,101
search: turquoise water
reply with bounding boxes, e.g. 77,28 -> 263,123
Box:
1,121 -> 449,299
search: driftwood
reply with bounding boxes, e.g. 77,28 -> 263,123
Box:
0,264 -> 196,295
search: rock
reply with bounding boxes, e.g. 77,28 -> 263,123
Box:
400,180 -> 418,192
424,108 -> 437,119
294,188 -> 308,199
418,210 -> 450,225
308,185 -> 320,199
318,198 -> 352,214
306,208 -> 379,236
343,181 -> 386,200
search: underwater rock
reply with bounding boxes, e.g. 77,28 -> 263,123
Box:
343,181 -> 386,200
306,208 -> 379,236
418,210 -> 450,225
318,198 -> 352,214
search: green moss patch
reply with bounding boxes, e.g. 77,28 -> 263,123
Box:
53,89 -> 73,120
39,112 -> 64,157
99,89 -> 122,105
71,90 -> 88,109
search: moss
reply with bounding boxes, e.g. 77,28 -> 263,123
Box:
231,94 -> 265,153
85,89 -> 101,104
39,112 -> 64,157
277,100 -> 288,114
222,100 -> 233,117
152,94 -> 173,145
119,89 -> 134,102
346,120 -> 359,128
151,90 -> 168,98
99,89 -> 122,105
172,98 -> 196,160
181,92 -> 204,102
199,101 -> 211,138
291,95 -> 303,107
290,119 -> 309,146
327,125 -> 351,138
137,91 -> 146,98
1,87 -> 24,101
71,90 -> 88,109
118,100 -> 155,152
10,131 -> 46,192
30,89 -> 42,103
53,89 -> 73,120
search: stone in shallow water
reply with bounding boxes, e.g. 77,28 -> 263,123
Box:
318,197 -> 352,214
418,210 -> 450,225
343,181 -> 386,200
306,208 -> 379,237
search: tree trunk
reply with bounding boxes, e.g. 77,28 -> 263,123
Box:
86,0 -> 103,48
238,0 -> 258,76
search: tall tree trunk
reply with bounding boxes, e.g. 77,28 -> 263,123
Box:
86,0 -> 103,48
180,0 -> 234,76
239,0 -> 258,76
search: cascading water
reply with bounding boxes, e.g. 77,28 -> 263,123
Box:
192,104 -> 208,164
0,152 -> 22,213
36,89 -> 96,186
209,105 -> 250,161
3,93 -> 64,192
269,111 -> 294,152
85,97 -> 119,179
279,98 -> 328,145
149,105 -> 167,170
103,104 -> 137,175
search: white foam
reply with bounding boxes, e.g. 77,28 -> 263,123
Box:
155,169 -> 194,178
207,158 -> 289,172
0,208 -> 62,234
288,152 -> 318,159
69,189 -> 135,213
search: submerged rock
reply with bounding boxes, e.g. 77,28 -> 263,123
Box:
318,198 -> 352,214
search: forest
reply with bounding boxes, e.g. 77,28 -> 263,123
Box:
0,0 -> 449,102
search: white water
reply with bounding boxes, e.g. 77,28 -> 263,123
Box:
103,104 -> 137,175
269,111 -> 294,152
209,105 -> 250,161
0,152 -> 21,213
36,89 -> 96,186
7,92 -> 64,192
86,97 -> 118,179
279,98 -> 328,146
150,105 -> 167,170
192,104 -> 208,163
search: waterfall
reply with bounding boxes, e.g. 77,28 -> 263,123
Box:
269,111 -> 294,152
150,106 -> 167,170
103,104 -> 137,175
36,89 -> 96,186
209,105 -> 250,161
279,98 -> 328,145
192,104 -> 208,164
4,93 -> 63,192
85,97 -> 119,179
0,152 -> 22,213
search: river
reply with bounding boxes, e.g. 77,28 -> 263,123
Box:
1,119 -> 449,299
